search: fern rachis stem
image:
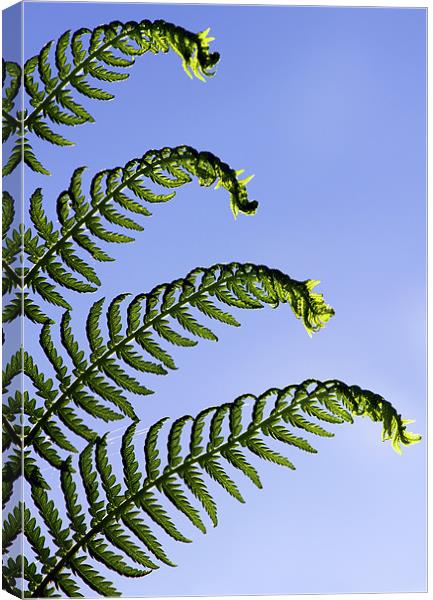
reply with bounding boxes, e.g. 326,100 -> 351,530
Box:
31,391 -> 302,597
24,269 -> 257,446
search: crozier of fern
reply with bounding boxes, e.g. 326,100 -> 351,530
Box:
2,380 -> 420,597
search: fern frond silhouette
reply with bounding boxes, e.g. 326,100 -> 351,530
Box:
2,20 -> 219,176
3,381 -> 419,597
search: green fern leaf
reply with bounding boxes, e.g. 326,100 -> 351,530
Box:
208,404 -> 230,449
121,510 -> 176,567
2,20 -> 220,177
221,447 -> 262,489
31,275 -> 71,309
70,556 -> 120,596
167,416 -> 193,468
2,504 -> 22,554
23,263 -> 333,451
24,506 -> 51,566
22,147 -> 258,306
3,294 -> 52,325
265,424 -> 317,453
83,372 -> 136,419
73,389 -> 124,423
42,418 -> 77,453
29,117 -> 74,146
57,406 -> 97,442
60,459 -> 87,536
88,537 -> 151,578
86,297 -> 106,355
23,138 -> 51,175
160,475 -> 207,533
180,463 -> 218,526
101,520 -> 159,571
95,435 -> 123,503
60,311 -> 87,370
2,191 -> 15,238
145,418 -> 169,481
2,137 -> 22,177
33,434 -> 64,469
243,436 -> 296,470
202,457 -> 245,503
137,490 -> 191,543
135,332 -> 177,370
31,485 -> 71,551
8,380 -> 419,596
121,422 -> 141,494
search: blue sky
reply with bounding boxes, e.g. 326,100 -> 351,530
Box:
3,2 -> 427,596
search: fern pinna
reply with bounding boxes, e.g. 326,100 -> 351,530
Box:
2,13 -> 420,599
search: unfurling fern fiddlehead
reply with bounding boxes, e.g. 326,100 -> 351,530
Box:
4,380 -> 419,597
2,20 -> 219,176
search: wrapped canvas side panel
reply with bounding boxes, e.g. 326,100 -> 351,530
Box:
2,2 -> 24,598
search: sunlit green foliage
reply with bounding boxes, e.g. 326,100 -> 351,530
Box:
2,20 -> 219,176
3,381 -> 420,597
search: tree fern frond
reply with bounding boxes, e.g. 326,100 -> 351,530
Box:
145,418 -> 169,481
24,379 -> 419,597
57,405 -> 98,443
1,20 -> 220,176
29,117 -> 75,147
22,146 -> 257,307
24,263 -> 333,448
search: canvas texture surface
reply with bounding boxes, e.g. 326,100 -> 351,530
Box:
1,2 -> 427,598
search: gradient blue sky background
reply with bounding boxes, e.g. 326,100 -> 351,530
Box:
3,2 -> 427,596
